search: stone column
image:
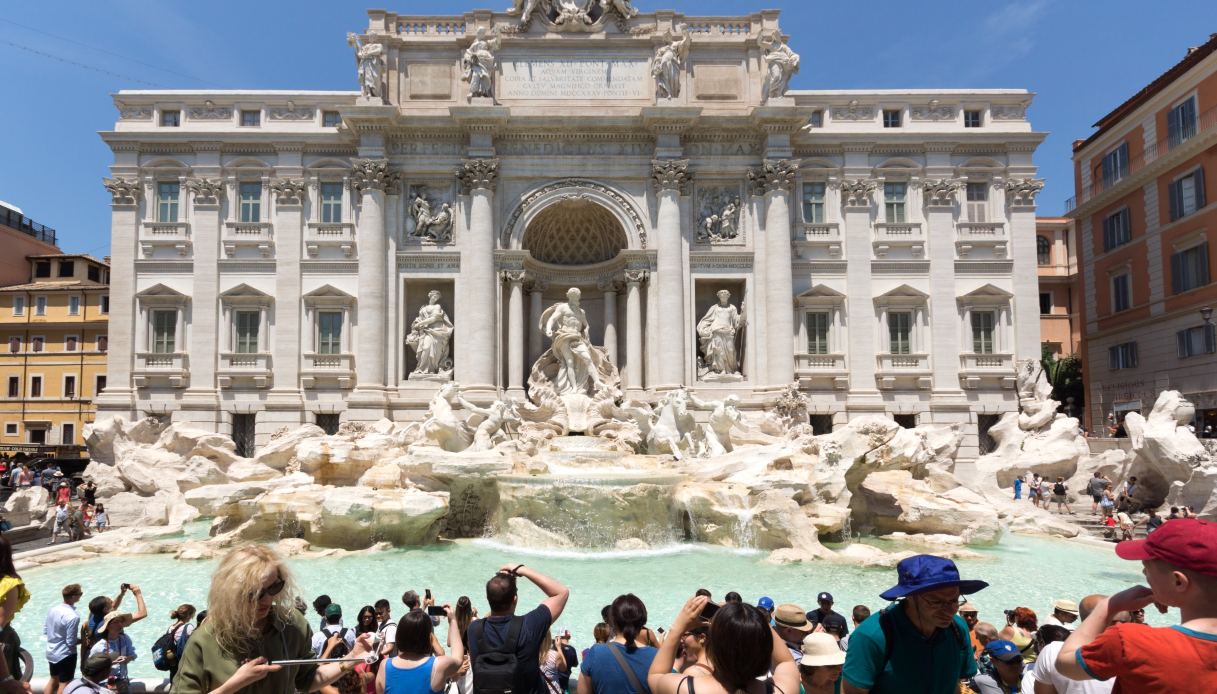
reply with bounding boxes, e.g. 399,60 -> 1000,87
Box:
504,271 -> 526,397
269,179 -> 304,409
652,160 -> 690,389
96,178 -> 141,419
752,159 -> 799,386
599,277 -> 620,367
1007,178 -> 1046,362
527,278 -> 547,367
457,159 -> 500,395
623,270 -> 646,393
347,159 -> 393,419
179,178 -> 223,429
841,178 -> 879,394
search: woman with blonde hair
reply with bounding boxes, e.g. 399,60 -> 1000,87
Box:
173,543 -> 373,694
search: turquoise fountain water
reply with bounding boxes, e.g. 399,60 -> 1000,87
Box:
12,530 -> 1157,680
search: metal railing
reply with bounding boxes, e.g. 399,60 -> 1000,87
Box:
1066,103 -> 1217,212
0,205 -> 57,245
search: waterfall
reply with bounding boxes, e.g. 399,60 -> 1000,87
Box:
840,513 -> 853,545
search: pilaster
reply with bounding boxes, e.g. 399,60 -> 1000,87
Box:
95,178 -> 141,418
750,158 -> 799,387
347,158 -> 394,420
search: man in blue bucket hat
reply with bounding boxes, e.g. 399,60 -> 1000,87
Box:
843,554 -> 988,694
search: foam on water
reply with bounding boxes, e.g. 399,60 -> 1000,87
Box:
468,537 -> 763,560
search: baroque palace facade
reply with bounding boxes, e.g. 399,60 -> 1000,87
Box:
98,2 -> 1045,459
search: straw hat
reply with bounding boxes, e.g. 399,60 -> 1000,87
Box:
800,632 -> 845,666
97,611 -> 132,634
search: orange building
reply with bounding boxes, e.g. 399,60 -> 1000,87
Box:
0,201 -> 60,286
1069,33 -> 1217,435
1036,217 -> 1080,358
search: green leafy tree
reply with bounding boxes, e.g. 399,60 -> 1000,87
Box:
1041,344 -> 1084,416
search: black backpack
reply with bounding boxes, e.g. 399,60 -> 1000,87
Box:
1053,482 -> 1067,496
151,625 -> 189,671
472,617 -> 523,694
321,626 -> 352,659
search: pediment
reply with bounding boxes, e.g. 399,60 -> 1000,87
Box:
135,283 -> 188,298
220,283 -> 272,299
958,283 -> 1013,300
875,284 -> 929,300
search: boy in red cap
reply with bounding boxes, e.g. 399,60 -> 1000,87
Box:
1056,518 -> 1217,691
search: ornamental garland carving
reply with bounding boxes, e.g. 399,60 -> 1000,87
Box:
188,102 -> 233,120
840,179 -> 877,208
272,179 -> 308,205
103,178 -> 142,205
652,159 -> 691,193
991,104 -> 1027,121
921,178 -> 962,207
350,159 -> 394,193
118,106 -> 152,120
910,103 -> 956,121
830,102 -> 876,121
747,159 -> 800,194
458,158 -> 500,192
1005,178 -> 1044,206
622,269 -> 649,285
268,105 -> 316,121
186,178 -> 225,205
503,179 -> 647,249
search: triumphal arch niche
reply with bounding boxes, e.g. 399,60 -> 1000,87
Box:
352,0 -> 802,419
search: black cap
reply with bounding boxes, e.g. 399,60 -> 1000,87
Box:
817,592 -> 833,603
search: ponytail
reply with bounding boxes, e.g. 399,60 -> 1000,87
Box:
609,594 -> 648,654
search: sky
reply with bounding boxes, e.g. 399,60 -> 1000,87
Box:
1,0 -> 1215,256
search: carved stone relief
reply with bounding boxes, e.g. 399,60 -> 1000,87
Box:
696,187 -> 743,244
407,185 -> 455,243
831,101 -> 876,121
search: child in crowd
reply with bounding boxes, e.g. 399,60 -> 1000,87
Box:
94,503 -> 108,532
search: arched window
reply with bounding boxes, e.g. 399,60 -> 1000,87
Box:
1036,236 -> 1051,265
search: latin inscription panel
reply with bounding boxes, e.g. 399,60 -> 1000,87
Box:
499,56 -> 650,100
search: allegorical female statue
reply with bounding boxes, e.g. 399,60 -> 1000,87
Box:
540,287 -> 606,394
461,28 -> 501,99
651,27 -> 689,99
346,33 -> 385,100
760,30 -> 800,100
697,290 -> 745,376
406,290 -> 454,377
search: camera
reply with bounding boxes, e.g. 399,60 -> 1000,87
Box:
121,583 -> 131,591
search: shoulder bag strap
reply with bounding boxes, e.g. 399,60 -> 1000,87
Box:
604,643 -> 647,694
502,616 -> 524,652
473,619 -> 489,656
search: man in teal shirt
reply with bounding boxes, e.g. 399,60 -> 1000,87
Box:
842,555 -> 986,694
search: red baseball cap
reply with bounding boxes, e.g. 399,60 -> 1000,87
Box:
1116,518 -> 1217,577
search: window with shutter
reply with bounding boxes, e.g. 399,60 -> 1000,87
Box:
1168,97 -> 1198,148
1169,178 -> 1182,221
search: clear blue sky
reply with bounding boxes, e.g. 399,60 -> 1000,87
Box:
2,0 -> 1215,255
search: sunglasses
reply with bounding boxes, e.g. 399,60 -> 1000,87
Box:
253,575 -> 285,601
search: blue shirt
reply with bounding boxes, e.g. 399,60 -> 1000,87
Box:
842,602 -> 976,694
90,634 -> 136,680
580,642 -> 657,694
43,603 -> 80,664
467,605 -> 552,694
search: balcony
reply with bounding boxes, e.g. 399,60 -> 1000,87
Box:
218,352 -> 272,389
0,204 -> 57,245
873,222 -> 924,258
955,222 -> 1008,258
302,352 -> 354,388
959,352 -> 1017,389
794,223 -> 842,259
133,352 -> 189,388
139,221 -> 191,257
876,352 -> 931,390
305,222 -> 355,257
795,353 -> 848,389
222,222 -> 274,257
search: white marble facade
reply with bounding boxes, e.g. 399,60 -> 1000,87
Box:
97,3 -> 1046,459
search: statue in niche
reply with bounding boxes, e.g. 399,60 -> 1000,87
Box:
759,30 -> 799,101
652,26 -> 689,99
688,393 -> 744,456
697,191 -> 741,242
346,33 -> 385,101
697,290 -> 745,379
540,287 -> 607,395
461,28 -> 500,99
406,290 -> 454,379
408,189 -> 453,242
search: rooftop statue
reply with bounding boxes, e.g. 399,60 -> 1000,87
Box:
760,30 -> 799,100
346,33 -> 385,101
462,28 -> 501,99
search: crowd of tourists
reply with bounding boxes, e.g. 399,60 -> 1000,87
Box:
0,517 -> 1213,694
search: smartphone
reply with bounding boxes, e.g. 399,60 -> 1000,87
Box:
427,605 -> 446,617
121,583 -> 130,591
425,588 -> 432,600
699,602 -> 720,620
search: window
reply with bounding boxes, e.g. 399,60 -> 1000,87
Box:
58,260 -> 74,277
808,110 -> 824,128
157,182 -> 180,223
6,377 -> 17,398
317,311 -> 343,354
65,336 -> 77,352
30,376 -> 41,398
7,337 -> 19,353
888,311 -> 912,354
64,375 -> 76,399
240,110 -> 261,127
806,312 -> 830,355
1102,208 -> 1132,251
31,337 -> 43,353
1108,342 -> 1139,369
100,295 -> 109,314
320,182 -> 344,224
1171,243 -> 1210,294
801,182 -> 826,224
1101,143 -> 1129,188
322,110 -> 342,127
1168,96 -> 1197,148
96,374 -> 107,395
884,182 -> 907,223
68,296 -> 80,315
1112,273 -> 1131,313
964,110 -> 983,128
239,182 -> 262,223
87,265 -> 100,282
234,310 -> 260,353
151,309 -> 177,353
316,413 -> 340,435
1036,236 -> 1051,265
1039,292 -> 1053,315
62,423 -> 75,444
97,335 -> 108,352
3,424 -> 16,436
34,262 -> 51,278
34,296 -> 46,316
971,311 -> 996,354
1177,325 -> 1217,358
966,182 -> 988,221
1169,168 -> 1206,221
894,414 -> 917,429
882,109 -> 902,128
12,297 -> 23,316
161,110 -> 180,127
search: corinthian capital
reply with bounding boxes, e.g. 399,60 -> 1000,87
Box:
103,177 -> 142,205
651,159 -> 690,194
747,159 -> 800,195
921,178 -> 962,208
271,179 -> 308,206
840,178 -> 877,208
458,158 -> 500,192
1005,178 -> 1045,207
622,269 -> 649,286
185,178 -> 224,205
350,158 -> 394,193
500,269 -> 527,285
